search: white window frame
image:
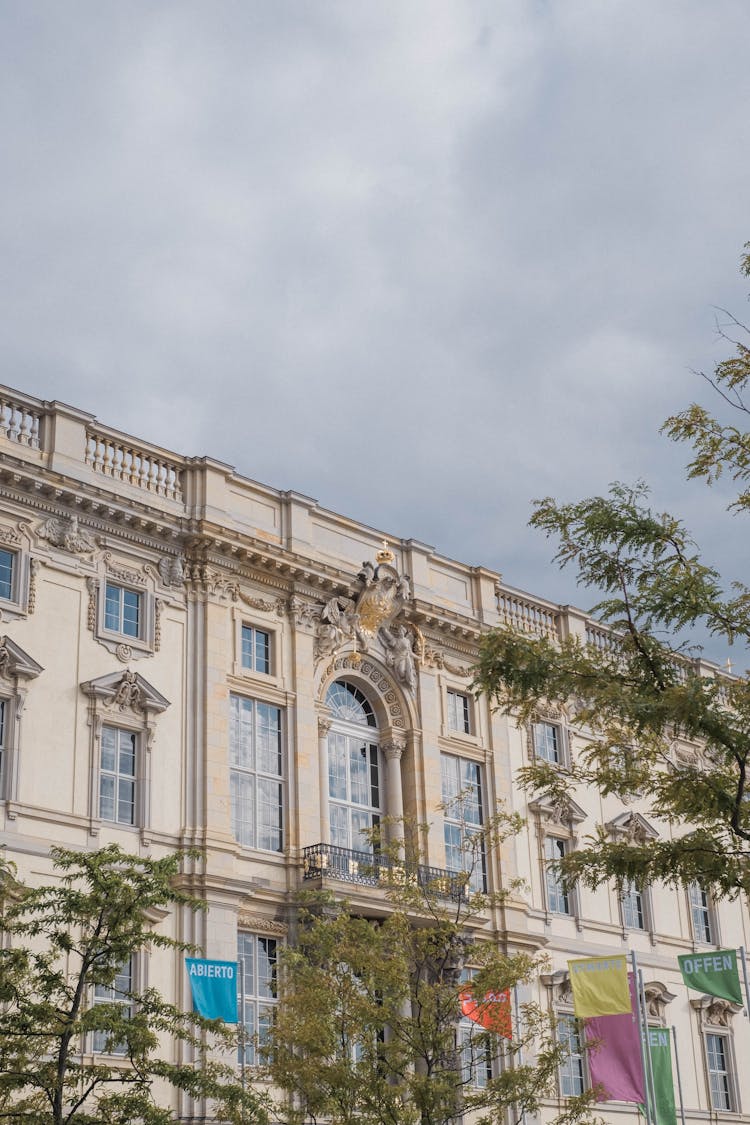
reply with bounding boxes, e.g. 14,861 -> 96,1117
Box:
88,562 -> 158,660
92,957 -> 135,1056
689,883 -> 717,945
532,720 -> 566,766
440,752 -> 487,893
237,933 -> 278,1066
557,1013 -> 587,1097
0,636 -> 43,812
545,836 -> 573,916
230,694 -> 284,852
99,725 -> 138,827
447,689 -> 472,736
104,582 -> 143,640
704,1031 -> 738,1112
241,623 -> 273,676
0,526 -> 34,621
620,879 -> 649,931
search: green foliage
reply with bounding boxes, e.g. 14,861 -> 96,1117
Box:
475,247 -> 750,904
264,827 -> 602,1125
0,845 -> 267,1125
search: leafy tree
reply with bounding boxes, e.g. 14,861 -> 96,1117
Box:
474,245 -> 750,904
263,819 -> 601,1125
0,844 -> 268,1125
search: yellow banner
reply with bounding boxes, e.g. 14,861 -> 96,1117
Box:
567,955 -> 631,1017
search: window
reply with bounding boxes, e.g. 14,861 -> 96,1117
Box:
558,1015 -> 585,1096
93,958 -> 133,1055
621,881 -> 646,930
238,933 -> 277,1066
689,883 -> 714,944
441,754 -> 487,893
99,726 -> 136,825
458,1020 -> 493,1088
241,625 -> 271,675
0,549 -> 15,601
545,836 -> 571,915
0,699 -> 6,793
104,583 -> 141,638
230,695 -> 283,851
447,689 -> 471,735
326,681 -> 380,854
533,721 -> 563,764
706,1033 -> 735,1111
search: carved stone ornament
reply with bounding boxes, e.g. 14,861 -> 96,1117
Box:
606,811 -> 659,845
320,653 -> 407,729
81,669 -> 170,717
103,552 -> 147,587
644,981 -> 676,1024
690,995 -> 742,1028
423,646 -> 472,677
38,514 -> 97,556
541,969 -> 572,1006
315,549 -> 417,691
237,910 -> 288,937
157,554 -> 185,587
528,793 -> 586,828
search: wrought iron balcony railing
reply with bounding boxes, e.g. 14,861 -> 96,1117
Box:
302,843 -> 470,903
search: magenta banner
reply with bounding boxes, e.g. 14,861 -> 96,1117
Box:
585,973 -> 645,1103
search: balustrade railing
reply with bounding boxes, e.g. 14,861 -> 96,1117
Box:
496,590 -> 560,639
0,394 -> 41,449
302,843 -> 470,902
84,430 -> 183,501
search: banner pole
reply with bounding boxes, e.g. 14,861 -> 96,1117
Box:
512,986 -> 527,1125
739,947 -> 750,1020
638,968 -> 659,1125
670,1025 -> 686,1125
239,957 -> 247,1091
631,952 -> 652,1125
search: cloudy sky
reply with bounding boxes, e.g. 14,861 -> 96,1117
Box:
2,1 -> 749,662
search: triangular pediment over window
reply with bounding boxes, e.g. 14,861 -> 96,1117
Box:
81,670 -> 170,715
0,636 -> 43,682
528,793 -> 586,827
606,811 -> 658,843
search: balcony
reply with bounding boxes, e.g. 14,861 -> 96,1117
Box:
302,843 -> 470,903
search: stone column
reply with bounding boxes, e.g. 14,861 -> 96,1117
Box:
382,734 -> 406,851
317,713 -> 332,844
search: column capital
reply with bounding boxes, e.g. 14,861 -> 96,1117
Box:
382,736 -> 406,762
317,715 -> 333,737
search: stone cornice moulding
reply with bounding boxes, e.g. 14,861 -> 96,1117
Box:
0,636 -> 44,683
81,669 -> 170,716
606,810 -> 659,843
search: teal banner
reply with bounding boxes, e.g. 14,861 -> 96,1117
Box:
185,958 -> 238,1022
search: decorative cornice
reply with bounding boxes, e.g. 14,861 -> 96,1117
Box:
81,669 -> 170,716
237,911 -> 288,937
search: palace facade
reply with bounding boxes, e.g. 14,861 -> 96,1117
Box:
0,384 -> 747,1123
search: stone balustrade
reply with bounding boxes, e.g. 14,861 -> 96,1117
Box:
0,392 -> 42,449
84,429 -> 183,501
496,588 -> 560,639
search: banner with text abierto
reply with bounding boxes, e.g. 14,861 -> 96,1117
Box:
677,949 -> 743,1005
185,958 -> 238,1023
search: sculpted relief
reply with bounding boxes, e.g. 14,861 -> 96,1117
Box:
314,543 -> 419,692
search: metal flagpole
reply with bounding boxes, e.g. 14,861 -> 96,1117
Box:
239,956 -> 247,1091
671,1025 -> 687,1125
739,947 -> 750,1020
630,951 -> 653,1125
638,968 -> 659,1125
512,986 -> 527,1125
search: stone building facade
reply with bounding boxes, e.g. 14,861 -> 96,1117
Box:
0,384 -> 748,1123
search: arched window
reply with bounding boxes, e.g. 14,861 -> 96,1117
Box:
325,681 -> 380,853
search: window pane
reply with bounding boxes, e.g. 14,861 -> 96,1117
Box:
545,837 -> 570,914
99,774 -> 115,821
256,704 -> 281,775
255,630 -> 270,674
706,1034 -> 732,1110
328,733 -> 347,801
122,589 -> 140,637
534,722 -> 560,763
257,778 -> 283,851
689,883 -> 713,943
231,770 -> 255,847
559,1016 -> 585,1096
0,550 -> 14,600
104,584 -> 121,631
348,741 -> 370,806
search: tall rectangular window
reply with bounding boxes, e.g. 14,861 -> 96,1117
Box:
689,883 -> 714,943
534,721 -> 562,764
230,695 -> 283,851
558,1015 -> 585,1096
545,836 -> 571,915
0,550 -> 14,601
0,699 -> 6,792
441,754 -> 486,892
238,933 -> 277,1066
104,583 -> 141,638
93,959 -> 133,1055
706,1033 -> 734,1111
241,625 -> 271,675
447,690 -> 471,735
621,881 -> 645,930
99,726 -> 136,825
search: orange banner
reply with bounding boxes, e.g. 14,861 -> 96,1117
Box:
459,986 -> 512,1038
